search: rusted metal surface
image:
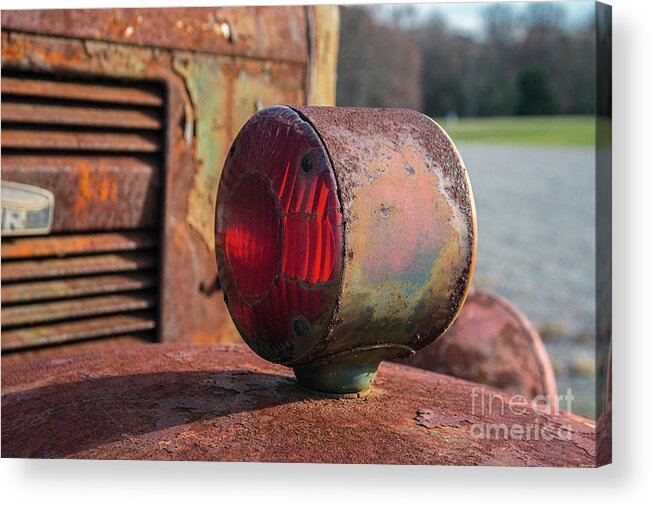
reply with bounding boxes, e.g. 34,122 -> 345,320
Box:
2,314 -> 156,351
2,6 -> 339,348
1,7 -> 309,64
0,335 -> 152,367
2,273 -> 157,304
2,231 -> 157,259
2,101 -> 162,129
0,344 -> 596,465
2,293 -> 156,327
2,156 -> 160,231
396,289 -> 557,399
2,75 -> 163,106
2,59 -> 164,351
294,107 -> 475,356
2,130 -> 161,152
2,252 -> 156,281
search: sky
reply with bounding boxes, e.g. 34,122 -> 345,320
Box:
373,1 -> 595,37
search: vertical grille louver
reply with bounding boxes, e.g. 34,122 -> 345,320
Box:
1,71 -> 164,352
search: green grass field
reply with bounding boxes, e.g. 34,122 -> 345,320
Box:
436,116 -> 597,147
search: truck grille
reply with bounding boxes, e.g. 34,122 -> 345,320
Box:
1,71 -> 164,352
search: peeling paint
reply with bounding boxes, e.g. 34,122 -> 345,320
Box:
173,53 -> 306,250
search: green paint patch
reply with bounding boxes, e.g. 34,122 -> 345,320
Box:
172,53 -> 226,251
437,116 -> 596,147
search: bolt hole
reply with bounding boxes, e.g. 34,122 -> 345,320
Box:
300,153 -> 314,173
292,315 -> 311,337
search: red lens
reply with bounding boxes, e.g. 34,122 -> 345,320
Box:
215,107 -> 342,363
224,174 -> 280,300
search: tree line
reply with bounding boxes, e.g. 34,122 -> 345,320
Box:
337,4 -> 597,118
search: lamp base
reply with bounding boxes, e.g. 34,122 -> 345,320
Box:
293,360 -> 380,397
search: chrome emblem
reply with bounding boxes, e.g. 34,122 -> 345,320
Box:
1,181 -> 54,236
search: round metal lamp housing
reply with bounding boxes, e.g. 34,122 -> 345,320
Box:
215,106 -> 476,395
